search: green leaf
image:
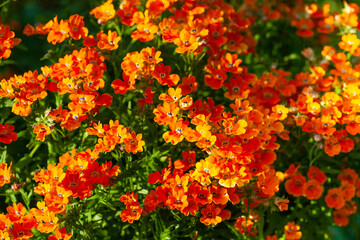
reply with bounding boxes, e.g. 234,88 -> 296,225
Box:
19,189 -> 32,209
0,149 -> 6,163
6,189 -> 17,203
0,99 -> 13,108
99,200 -> 116,211
349,151 -> 360,159
323,168 -> 343,175
0,59 -> 16,67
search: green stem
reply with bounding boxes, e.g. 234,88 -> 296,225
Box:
29,142 -> 41,158
0,0 -> 10,8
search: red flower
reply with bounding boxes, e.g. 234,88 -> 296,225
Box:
200,204 -> 222,226
33,123 -> 51,142
307,166 -> 326,185
0,162 -> 12,187
97,30 -> 121,50
68,14 -> 88,40
120,203 -> 142,223
284,174 -> 305,197
10,222 -> 34,239
284,222 -> 302,240
0,123 -> 18,144
325,188 -> 345,209
304,179 -> 324,200
48,227 -> 72,240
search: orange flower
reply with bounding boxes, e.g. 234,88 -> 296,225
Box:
307,166 -> 326,185
274,197 -> 289,211
344,114 -> 360,135
321,46 -> 337,60
317,15 -> 335,33
271,105 -> 289,121
159,87 -> 182,103
284,174 -> 305,197
307,102 -> 321,115
144,190 -> 159,211
111,73 -> 136,95
140,47 -> 163,65
138,86 -> 155,109
166,189 -> 189,211
0,162 -> 12,187
131,20 -> 158,42
159,17 -> 179,42
191,160 -> 214,186
174,151 -> 196,171
220,53 -> 243,74
48,228 -> 72,240
315,115 -> 336,135
68,14 -> 88,40
224,76 -> 250,99
97,30 -> 121,50
338,10 -> 358,27
324,136 -> 341,157
230,99 -> 253,117
60,110 -> 88,131
266,235 -> 278,240
284,222 -> 302,240
325,188 -> 345,209
204,66 -> 227,89
146,0 -> 170,19
0,231 -> 9,240
335,130 -> 354,153
152,63 -> 180,87
45,16 -> 70,44
184,18 -> 208,38
304,179 -> 323,200
338,33 -> 360,54
179,95 -> 193,110
10,222 -> 34,240
49,107 -> 68,123
120,191 -> 139,205
332,210 -> 349,227
0,123 -> 18,144
68,93 -> 96,112
337,168 -> 358,185
234,216 -> 257,236
120,203 -> 142,223
0,25 -> 21,59
257,169 -> 279,197
178,74 -> 198,95
33,123 -> 51,142
163,118 -> 190,145
174,29 -> 199,53
90,0 -> 115,23
340,182 -> 355,201
210,185 -> 229,205
208,23 -> 227,47
292,18 -> 314,37
200,204 -> 222,226
7,202 -> 27,222
124,131 -> 145,154
153,102 -> 179,126
37,211 -> 59,233
116,2 -> 138,26
282,164 -> 301,180
61,171 -> 92,199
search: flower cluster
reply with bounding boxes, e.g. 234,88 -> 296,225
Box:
0,0 -> 360,239
2,148 -> 121,238
0,25 -> 20,59
24,14 -> 89,44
